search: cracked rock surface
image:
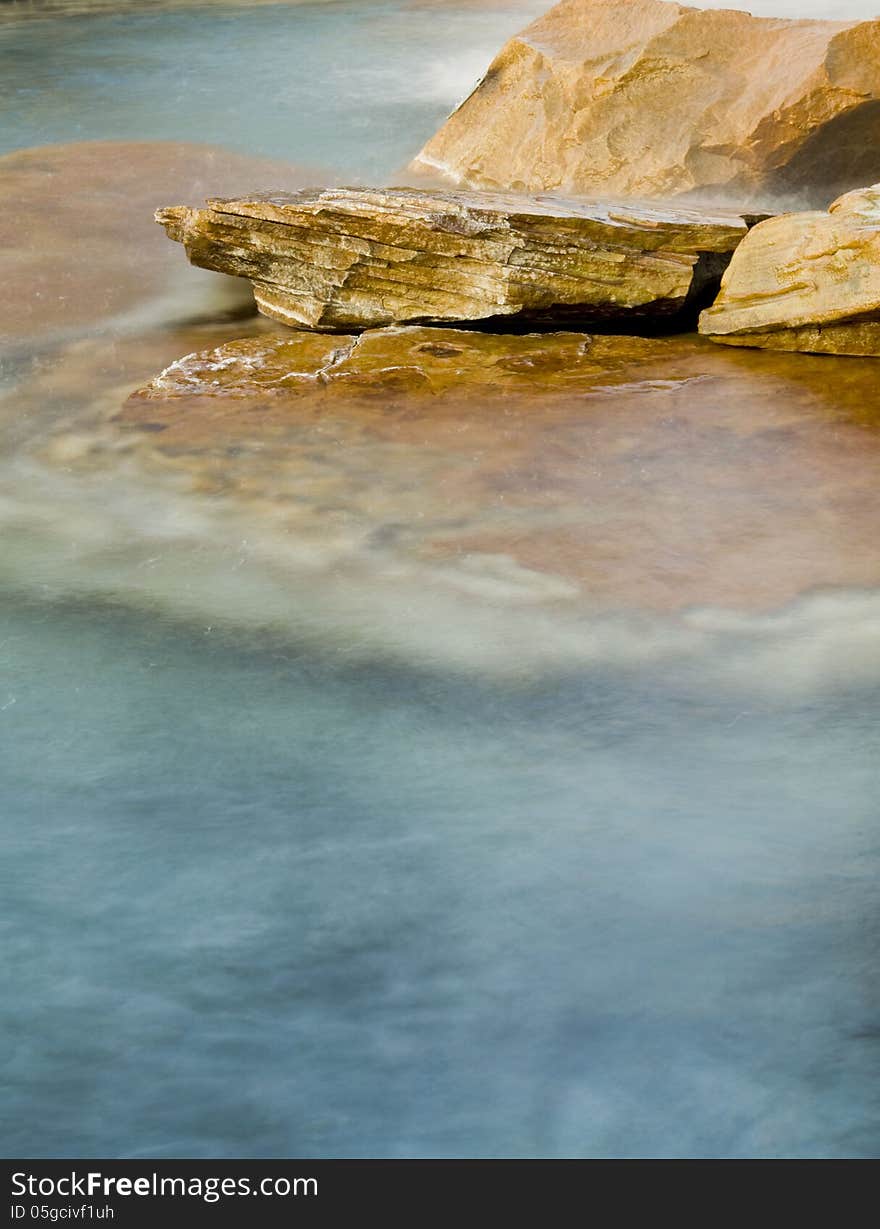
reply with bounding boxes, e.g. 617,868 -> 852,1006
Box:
699,184 -> 880,356
410,0 -> 880,205
127,326 -> 681,402
156,186 -> 755,331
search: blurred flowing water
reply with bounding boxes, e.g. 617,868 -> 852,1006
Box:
0,0 -> 548,177
1,0 -> 879,1159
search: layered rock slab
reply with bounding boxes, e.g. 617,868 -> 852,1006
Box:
699,185 -> 880,355
156,187 -> 755,332
410,0 -> 880,205
128,326 -> 677,403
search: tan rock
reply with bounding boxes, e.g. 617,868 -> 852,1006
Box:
699,184 -> 880,355
156,186 -> 754,331
128,325 -> 682,403
708,322 -> 880,357
410,0 -> 880,206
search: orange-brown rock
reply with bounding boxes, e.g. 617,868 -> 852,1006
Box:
699,184 -> 880,355
7,314 -> 880,638
156,186 -> 755,331
105,327 -> 880,619
410,0 -> 880,206
128,325 -> 679,402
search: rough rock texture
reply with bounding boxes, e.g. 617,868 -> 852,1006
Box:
699,184 -> 880,355
410,0 -> 880,205
157,187 -> 755,331
706,321 -> 880,357
128,325 -> 677,400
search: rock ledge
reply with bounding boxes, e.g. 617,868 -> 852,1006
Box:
157,186 -> 757,332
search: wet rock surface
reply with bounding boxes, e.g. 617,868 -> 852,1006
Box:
700,185 -> 880,355
156,186 -> 755,331
128,326 -> 677,400
411,0 -> 880,206
53,327 -> 878,617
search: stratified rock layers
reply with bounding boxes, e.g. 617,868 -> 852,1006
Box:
411,0 -> 880,204
699,184 -> 880,355
156,187 -> 753,331
128,325 -> 681,401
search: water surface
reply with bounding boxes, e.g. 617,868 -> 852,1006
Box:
1,0 -> 880,1159
0,1 -> 547,176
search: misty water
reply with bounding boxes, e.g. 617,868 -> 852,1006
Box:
2,1 -> 880,1158
0,0 -> 549,175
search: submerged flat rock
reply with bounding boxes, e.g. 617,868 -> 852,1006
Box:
129,326 -> 676,401
9,318 -> 880,631
89,325 -> 880,619
156,187 -> 755,331
411,0 -> 880,205
699,185 -> 880,356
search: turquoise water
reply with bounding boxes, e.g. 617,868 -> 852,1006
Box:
2,0 -> 880,1159
3,594 -> 878,1158
0,2 -> 543,176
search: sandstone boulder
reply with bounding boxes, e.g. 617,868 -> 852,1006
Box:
699,184 -> 880,356
156,186 -> 755,331
410,0 -> 880,206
